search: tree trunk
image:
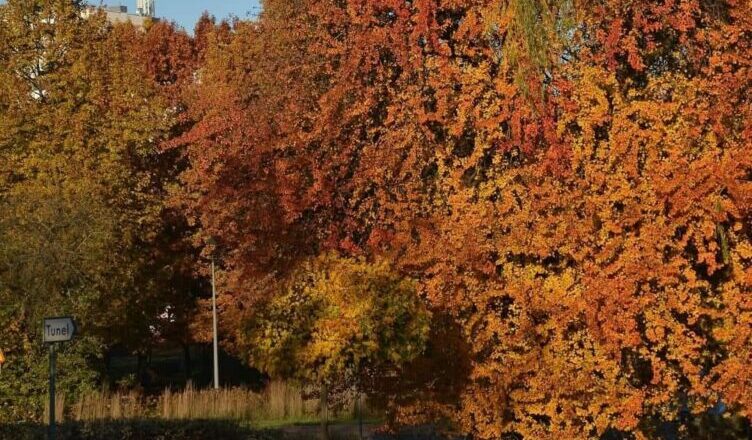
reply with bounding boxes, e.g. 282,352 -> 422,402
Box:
320,383 -> 330,440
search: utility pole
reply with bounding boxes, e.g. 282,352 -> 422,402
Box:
211,256 -> 219,390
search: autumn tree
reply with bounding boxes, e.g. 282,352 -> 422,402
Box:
0,0 -> 198,417
247,253 -> 431,436
279,2 -> 752,438
173,0 -> 752,438
170,0 -> 338,354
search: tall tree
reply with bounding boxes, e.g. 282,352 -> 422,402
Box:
170,0 -> 335,352
0,0 -> 196,417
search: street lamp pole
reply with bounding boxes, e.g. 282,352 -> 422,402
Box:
211,256 -> 219,390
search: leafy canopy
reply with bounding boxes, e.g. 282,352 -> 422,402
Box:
247,254 -> 431,387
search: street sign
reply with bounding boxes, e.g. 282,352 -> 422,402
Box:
43,317 -> 77,343
43,317 -> 77,440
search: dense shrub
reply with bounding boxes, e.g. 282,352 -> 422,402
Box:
0,336 -> 103,423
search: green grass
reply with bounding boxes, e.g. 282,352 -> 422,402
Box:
250,416 -> 382,429
251,417 -> 321,429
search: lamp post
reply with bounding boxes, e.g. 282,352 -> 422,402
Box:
211,254 -> 219,390
207,237 -> 219,390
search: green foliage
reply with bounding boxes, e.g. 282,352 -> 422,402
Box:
0,335 -> 103,423
0,181 -> 114,423
0,275 -> 103,423
247,254 -> 431,387
485,0 -> 575,92
0,185 -> 128,325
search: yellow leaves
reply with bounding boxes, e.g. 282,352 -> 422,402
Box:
248,253 -> 430,385
713,320 -> 737,345
736,242 -> 752,261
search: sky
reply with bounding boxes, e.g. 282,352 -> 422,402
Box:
0,1 -> 263,31
113,1 -> 262,31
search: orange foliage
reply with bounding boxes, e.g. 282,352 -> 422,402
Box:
175,0 -> 752,438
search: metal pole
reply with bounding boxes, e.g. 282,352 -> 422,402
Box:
212,257 -> 219,389
49,344 -> 56,440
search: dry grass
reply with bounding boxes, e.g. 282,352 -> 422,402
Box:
56,380 -> 367,424
264,380 -> 318,420
72,390 -> 149,421
160,385 -> 264,420
43,392 -> 65,424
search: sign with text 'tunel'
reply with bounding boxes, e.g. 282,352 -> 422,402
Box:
43,317 -> 77,343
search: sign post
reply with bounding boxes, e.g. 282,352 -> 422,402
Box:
44,317 -> 76,440
49,344 -> 56,440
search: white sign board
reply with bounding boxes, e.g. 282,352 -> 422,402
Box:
43,317 -> 77,343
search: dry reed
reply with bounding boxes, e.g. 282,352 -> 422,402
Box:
72,389 -> 148,421
61,380 -> 369,423
43,392 -> 65,424
160,384 -> 264,420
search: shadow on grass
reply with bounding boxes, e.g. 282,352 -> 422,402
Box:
0,420 -> 465,440
0,419 -> 277,440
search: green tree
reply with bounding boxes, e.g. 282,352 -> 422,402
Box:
0,0 -> 189,420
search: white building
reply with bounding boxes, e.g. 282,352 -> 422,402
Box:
82,2 -> 156,29
136,0 -> 155,18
